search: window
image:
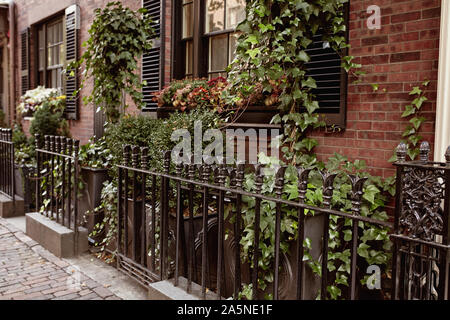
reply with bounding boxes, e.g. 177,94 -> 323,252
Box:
37,17 -> 65,89
173,1 -> 349,128
176,0 -> 245,79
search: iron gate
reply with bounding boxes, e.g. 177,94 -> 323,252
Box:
0,128 -> 15,204
116,141 -> 450,300
35,134 -> 81,253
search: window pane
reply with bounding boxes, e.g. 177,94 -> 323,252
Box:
38,27 -> 44,49
39,49 -> 44,71
226,0 -> 246,29
182,3 -> 194,38
185,40 -> 193,76
209,34 -> 228,73
205,0 -> 224,33
48,47 -> 53,67
229,32 -> 239,64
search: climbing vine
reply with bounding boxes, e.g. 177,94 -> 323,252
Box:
226,0 -> 394,300
389,80 -> 430,162
68,2 -> 155,123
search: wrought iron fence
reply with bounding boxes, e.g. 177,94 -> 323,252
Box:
117,144 -> 402,300
391,142 -> 450,300
35,134 -> 80,252
0,128 -> 15,203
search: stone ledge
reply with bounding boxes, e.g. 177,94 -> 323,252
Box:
25,212 -> 88,258
0,194 -> 24,218
148,277 -> 219,300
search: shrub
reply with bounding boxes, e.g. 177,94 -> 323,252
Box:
29,101 -> 70,147
105,107 -> 222,169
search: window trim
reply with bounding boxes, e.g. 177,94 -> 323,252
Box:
34,14 -> 65,90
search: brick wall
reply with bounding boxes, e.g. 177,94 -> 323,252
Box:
312,0 -> 441,178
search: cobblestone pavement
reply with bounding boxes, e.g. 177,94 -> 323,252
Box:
0,218 -> 121,300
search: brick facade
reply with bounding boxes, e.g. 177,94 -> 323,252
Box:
12,0 -> 441,175
312,0 -> 440,178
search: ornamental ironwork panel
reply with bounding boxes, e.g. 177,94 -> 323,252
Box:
391,142 -> 450,300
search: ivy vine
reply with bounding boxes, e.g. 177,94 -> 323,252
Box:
68,1 -> 155,123
389,80 -> 430,162
226,0 -> 394,300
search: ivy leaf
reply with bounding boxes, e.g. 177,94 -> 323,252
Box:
401,105 -> 415,118
410,117 -> 425,130
363,185 -> 380,205
298,50 -> 310,62
302,77 -> 317,89
409,86 -> 422,96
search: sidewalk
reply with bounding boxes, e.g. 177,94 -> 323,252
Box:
0,217 -> 120,300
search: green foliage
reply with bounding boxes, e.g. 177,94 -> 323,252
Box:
79,137 -> 114,169
29,101 -> 70,147
13,123 -> 36,168
227,0 -> 357,166
69,1 -> 155,123
238,153 -> 393,300
93,108 -> 222,251
105,108 -> 223,170
389,80 -> 430,162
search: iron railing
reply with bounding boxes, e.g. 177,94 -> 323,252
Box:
0,128 -> 15,204
117,144 -> 398,300
391,142 -> 450,300
35,134 -> 80,252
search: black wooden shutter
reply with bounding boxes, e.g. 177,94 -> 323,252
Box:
20,28 -> 30,95
305,6 -> 349,129
64,5 -> 80,120
142,0 -> 164,112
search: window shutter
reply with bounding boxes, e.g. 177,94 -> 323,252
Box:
142,0 -> 164,112
20,28 -> 30,96
64,5 -> 80,120
305,6 -> 349,130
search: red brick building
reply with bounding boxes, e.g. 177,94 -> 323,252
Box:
0,0 -> 447,177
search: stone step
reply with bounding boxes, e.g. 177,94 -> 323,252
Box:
0,194 -> 25,218
25,212 -> 89,258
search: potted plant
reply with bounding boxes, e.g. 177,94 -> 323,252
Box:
152,77 -> 281,125
79,136 -> 112,245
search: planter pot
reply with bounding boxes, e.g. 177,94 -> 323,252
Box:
14,164 -> 36,212
14,165 -> 24,198
230,106 -> 279,124
166,207 -> 324,300
79,167 -> 109,245
156,105 -> 280,125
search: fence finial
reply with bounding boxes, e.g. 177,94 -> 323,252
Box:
320,171 -> 338,208
141,147 -> 149,170
122,145 -> 131,166
55,136 -> 61,153
446,146 -> 450,164
163,151 -> 171,173
349,175 -> 368,215
396,142 -> 407,162
131,146 -> 139,168
35,134 -> 41,149
419,141 -> 430,163
236,162 -> 245,189
254,165 -> 264,194
73,140 -> 80,158
297,168 -> 311,203
275,166 -> 287,198
44,135 -> 50,151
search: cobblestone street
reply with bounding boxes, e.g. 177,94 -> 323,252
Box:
0,218 -> 121,300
